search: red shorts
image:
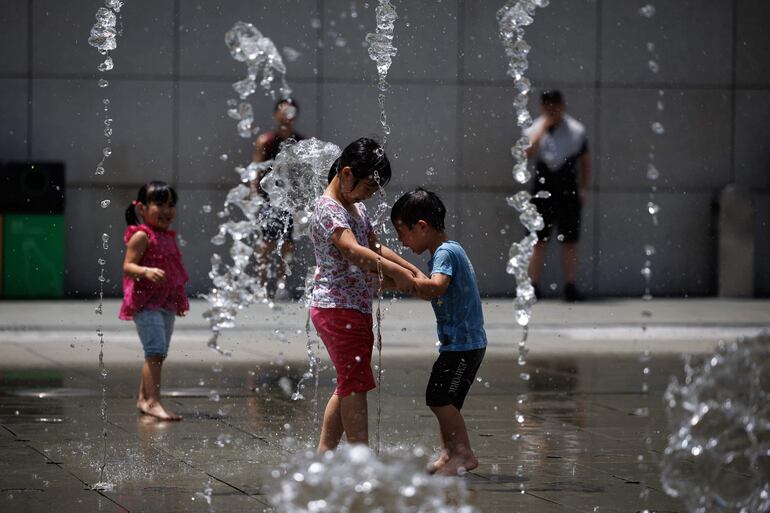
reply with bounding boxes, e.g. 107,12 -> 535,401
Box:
310,307 -> 376,397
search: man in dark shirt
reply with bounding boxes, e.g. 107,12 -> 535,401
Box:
524,90 -> 590,302
252,98 -> 305,298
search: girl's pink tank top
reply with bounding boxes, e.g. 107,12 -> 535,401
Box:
119,224 -> 190,320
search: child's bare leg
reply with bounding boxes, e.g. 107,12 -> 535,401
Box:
256,240 -> 277,292
318,394 -> 344,453
340,391 -> 368,445
528,241 -> 547,284
136,373 -> 147,409
430,405 -> 477,475
428,425 -> 450,473
278,240 -> 294,281
139,356 -> 182,421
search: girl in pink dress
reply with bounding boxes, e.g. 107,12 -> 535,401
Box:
120,181 -> 189,421
310,138 -> 424,451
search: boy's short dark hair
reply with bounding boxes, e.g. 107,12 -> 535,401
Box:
391,187 -> 446,231
541,89 -> 563,106
275,97 -> 299,113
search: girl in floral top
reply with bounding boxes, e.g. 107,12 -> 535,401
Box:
310,137 -> 425,452
121,181 -> 189,421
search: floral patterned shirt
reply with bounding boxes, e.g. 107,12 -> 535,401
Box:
310,196 -> 375,314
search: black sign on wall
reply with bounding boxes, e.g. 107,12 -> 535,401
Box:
0,162 -> 66,214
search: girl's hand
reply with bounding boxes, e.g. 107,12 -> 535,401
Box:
393,269 -> 416,294
143,267 -> 166,283
412,269 -> 428,280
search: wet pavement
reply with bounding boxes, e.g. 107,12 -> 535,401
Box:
1,298 -> 768,512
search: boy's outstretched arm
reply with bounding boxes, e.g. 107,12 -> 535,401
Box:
414,273 -> 450,300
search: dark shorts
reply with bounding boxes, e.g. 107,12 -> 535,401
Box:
426,348 -> 485,410
257,205 -> 294,242
532,194 -> 581,243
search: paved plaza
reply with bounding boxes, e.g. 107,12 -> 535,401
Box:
1,298 -> 769,512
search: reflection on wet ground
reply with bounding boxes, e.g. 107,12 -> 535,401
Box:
1,353 -> 691,512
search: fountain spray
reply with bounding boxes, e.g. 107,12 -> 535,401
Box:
365,0 -> 399,456
86,0 -> 126,491
496,0 -> 550,494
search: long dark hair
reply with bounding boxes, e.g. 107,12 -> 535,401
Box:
125,181 -> 178,225
327,137 -> 392,187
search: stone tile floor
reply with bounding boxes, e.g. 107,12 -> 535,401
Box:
1,298 -> 768,512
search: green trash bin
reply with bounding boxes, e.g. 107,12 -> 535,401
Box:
2,214 -> 65,298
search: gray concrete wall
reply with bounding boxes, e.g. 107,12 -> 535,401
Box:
1,0 -> 768,298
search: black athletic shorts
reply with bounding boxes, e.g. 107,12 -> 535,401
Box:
425,348 -> 485,410
257,204 -> 294,242
531,193 -> 581,243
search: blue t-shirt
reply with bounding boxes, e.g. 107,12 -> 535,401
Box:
428,241 -> 488,352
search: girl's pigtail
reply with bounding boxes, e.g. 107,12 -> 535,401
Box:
327,156 -> 342,184
125,201 -> 140,226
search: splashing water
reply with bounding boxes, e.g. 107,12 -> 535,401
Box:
497,0 -> 548,496
268,445 -> 479,513
87,1 -> 127,491
224,21 -> 292,143
365,2 -> 399,453
636,6 -> 664,506
202,139 -> 339,355
88,7 -> 117,54
88,4 -> 122,178
202,23 -> 302,357
225,21 -> 292,102
497,0 -> 549,329
365,0 -> 398,146
662,333 -> 770,513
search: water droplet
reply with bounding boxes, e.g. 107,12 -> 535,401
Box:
97,57 -> 114,72
646,164 -> 659,181
648,60 -> 659,73
651,122 -> 665,135
647,201 -> 660,215
98,78 -> 109,88
102,147 -> 112,157
219,154 -> 229,161
100,200 -> 110,208
425,166 -> 435,176
95,165 -> 105,175
639,4 -> 656,18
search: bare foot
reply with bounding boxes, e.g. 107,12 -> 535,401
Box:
427,453 -> 450,474
435,454 -> 478,476
138,400 -> 182,421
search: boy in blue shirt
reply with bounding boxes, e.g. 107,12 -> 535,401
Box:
391,187 -> 487,476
